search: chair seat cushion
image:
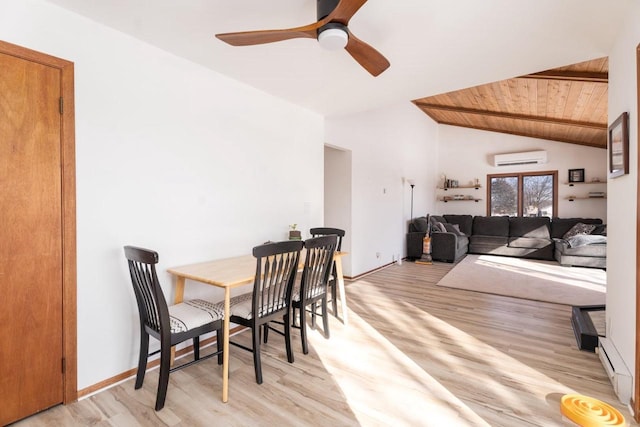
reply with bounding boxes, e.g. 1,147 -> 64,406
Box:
169,299 -> 224,333
227,292 -> 254,320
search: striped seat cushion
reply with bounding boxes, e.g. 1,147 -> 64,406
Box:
169,299 -> 224,334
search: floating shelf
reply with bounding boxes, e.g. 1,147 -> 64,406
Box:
437,185 -> 482,190
566,196 -> 606,201
565,181 -> 606,186
439,198 -> 482,203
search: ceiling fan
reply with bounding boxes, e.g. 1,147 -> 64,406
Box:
215,0 -> 390,77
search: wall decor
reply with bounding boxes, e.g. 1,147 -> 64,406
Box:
608,112 -> 629,179
568,168 -> 585,183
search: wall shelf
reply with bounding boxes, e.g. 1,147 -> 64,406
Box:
564,181 -> 606,187
438,198 -> 482,203
437,185 -> 482,190
566,196 -> 606,201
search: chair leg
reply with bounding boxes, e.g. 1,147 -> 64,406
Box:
263,323 -> 269,343
284,312 -> 294,363
252,326 -> 263,384
135,332 -> 149,389
155,344 -> 171,411
216,328 -> 223,365
331,277 -> 338,317
300,303 -> 309,355
322,297 -> 330,339
311,302 -> 317,328
193,336 -> 200,360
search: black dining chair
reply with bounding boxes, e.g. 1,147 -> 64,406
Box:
226,240 -> 303,384
124,246 -> 224,411
309,227 -> 345,317
292,235 -> 337,354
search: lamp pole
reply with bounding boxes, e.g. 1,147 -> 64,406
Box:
408,179 -> 415,220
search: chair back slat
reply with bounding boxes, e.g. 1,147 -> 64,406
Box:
301,235 -> 337,301
309,227 -> 344,251
252,241 -> 303,319
124,246 -> 170,335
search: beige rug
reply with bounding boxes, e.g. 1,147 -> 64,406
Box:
436,254 -> 606,306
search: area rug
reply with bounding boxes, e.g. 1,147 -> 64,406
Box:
436,254 -> 606,306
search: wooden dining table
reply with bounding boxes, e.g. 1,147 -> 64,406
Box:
167,250 -> 348,403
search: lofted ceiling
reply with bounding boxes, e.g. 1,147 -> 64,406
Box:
412,57 -> 609,149
42,1 -> 628,123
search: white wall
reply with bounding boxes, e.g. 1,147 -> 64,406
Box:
325,102 -> 439,276
1,0 -> 324,390
437,126 -> 608,221
606,2 -> 640,386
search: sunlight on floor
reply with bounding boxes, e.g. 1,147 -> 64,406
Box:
475,255 -> 606,291
308,286 -> 582,426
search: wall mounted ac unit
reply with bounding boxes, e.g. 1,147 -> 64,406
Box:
493,150 -> 547,167
598,336 -> 632,404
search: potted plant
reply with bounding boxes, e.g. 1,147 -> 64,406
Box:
289,224 -> 301,240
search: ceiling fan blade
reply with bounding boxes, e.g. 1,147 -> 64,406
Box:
344,31 -> 390,76
216,22 -> 322,46
327,0 -> 369,25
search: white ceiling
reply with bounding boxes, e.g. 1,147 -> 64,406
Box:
46,0 -> 630,117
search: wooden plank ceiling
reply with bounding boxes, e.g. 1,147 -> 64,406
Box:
412,57 -> 608,148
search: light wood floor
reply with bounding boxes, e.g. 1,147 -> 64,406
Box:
15,261 -> 637,426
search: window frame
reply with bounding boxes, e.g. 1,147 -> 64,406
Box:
486,170 -> 558,217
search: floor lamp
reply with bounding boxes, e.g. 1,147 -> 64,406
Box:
407,179 -> 415,221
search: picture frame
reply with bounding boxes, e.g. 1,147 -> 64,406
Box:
608,112 -> 629,179
568,168 -> 585,183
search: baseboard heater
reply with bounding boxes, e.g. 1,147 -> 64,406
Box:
598,336 -> 632,404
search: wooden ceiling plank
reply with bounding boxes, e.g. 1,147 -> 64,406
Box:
414,102 -> 607,129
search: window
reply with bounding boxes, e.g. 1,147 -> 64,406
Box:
488,171 -> 558,217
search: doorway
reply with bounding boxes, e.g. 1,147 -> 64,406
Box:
0,40 -> 77,425
324,145 -> 352,276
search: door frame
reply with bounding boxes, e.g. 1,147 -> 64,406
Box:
0,40 -> 77,403
634,42 -> 640,423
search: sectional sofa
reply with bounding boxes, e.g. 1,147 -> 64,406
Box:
407,215 -> 606,268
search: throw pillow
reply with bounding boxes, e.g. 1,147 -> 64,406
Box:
591,224 -> 607,236
435,222 -> 447,233
412,217 -> 429,233
563,222 -> 597,239
443,223 -> 465,236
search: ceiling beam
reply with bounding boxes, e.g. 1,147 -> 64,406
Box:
412,102 -> 607,130
432,119 -> 606,149
520,70 -> 608,83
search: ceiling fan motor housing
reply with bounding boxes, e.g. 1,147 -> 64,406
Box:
317,0 -> 341,20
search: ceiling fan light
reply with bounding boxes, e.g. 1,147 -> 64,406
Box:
318,28 -> 348,50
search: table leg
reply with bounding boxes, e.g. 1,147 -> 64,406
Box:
171,277 -> 187,364
222,288 -> 230,403
334,257 -> 348,326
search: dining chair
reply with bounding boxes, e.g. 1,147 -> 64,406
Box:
226,240 -> 303,384
124,246 -> 224,411
292,235 -> 337,354
309,227 -> 345,317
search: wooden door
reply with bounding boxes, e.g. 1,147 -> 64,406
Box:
0,48 -> 65,425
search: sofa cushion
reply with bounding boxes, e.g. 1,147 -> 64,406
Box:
591,224 -> 607,236
555,240 -> 607,257
508,237 -> 553,249
472,216 -> 509,236
563,222 -> 597,239
509,216 -> 551,239
442,223 -> 464,236
444,214 -> 473,235
550,217 -> 602,239
412,217 -> 430,232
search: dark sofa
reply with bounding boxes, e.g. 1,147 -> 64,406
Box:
407,215 -> 606,267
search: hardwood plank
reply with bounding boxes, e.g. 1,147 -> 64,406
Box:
13,260 -> 637,426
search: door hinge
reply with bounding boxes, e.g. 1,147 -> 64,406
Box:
62,357 -> 66,374
59,97 -> 64,114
